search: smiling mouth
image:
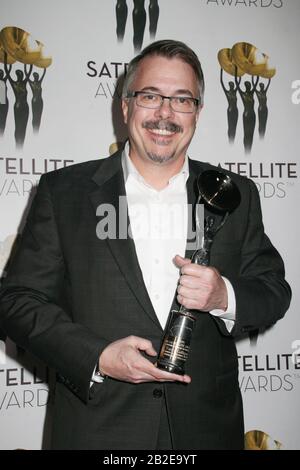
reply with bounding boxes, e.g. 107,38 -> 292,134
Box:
148,128 -> 175,136
142,120 -> 183,135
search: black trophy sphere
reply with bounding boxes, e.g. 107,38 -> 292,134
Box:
197,170 -> 241,213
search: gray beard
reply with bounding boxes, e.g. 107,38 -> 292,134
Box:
146,151 -> 175,164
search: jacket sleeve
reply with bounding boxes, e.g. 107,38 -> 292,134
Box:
0,174 -> 109,403
229,178 -> 291,337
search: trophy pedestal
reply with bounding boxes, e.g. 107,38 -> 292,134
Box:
157,309 -> 197,375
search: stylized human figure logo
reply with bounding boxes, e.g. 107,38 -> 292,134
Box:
0,68 -> 11,135
148,0 -> 159,39
253,77 -> 271,138
220,68 -> 241,143
116,0 -> 128,41
235,78 -> 259,154
27,68 -> 47,133
132,0 -> 147,52
0,40 -> 14,136
0,26 -> 52,148
218,42 -> 276,154
4,64 -> 32,147
115,0 -> 160,52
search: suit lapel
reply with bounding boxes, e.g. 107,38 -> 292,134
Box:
89,152 -> 161,330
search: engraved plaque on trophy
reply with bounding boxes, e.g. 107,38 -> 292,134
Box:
157,170 -> 241,375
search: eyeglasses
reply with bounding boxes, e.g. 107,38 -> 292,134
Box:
127,91 -> 200,114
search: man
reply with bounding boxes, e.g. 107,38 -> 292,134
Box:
0,40 -> 291,450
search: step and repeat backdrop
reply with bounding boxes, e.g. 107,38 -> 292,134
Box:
0,0 -> 299,450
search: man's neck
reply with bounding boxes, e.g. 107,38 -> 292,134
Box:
128,152 -> 186,190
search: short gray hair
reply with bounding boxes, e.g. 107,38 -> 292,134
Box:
122,39 -> 205,105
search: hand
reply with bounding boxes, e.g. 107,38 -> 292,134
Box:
99,335 -> 191,384
174,255 -> 228,312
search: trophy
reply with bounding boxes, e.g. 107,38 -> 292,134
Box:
157,170 -> 241,375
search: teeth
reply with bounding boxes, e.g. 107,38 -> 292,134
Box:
150,129 -> 174,136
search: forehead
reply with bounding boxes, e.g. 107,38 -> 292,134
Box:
132,55 -> 198,95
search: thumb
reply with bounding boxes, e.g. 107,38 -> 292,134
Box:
134,337 -> 157,357
173,254 -> 191,269
144,345 -> 158,357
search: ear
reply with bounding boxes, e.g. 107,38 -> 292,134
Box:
122,98 -> 129,124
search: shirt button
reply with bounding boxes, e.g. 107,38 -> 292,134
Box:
153,389 -> 163,398
155,259 -> 160,264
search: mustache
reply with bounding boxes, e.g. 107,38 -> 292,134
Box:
142,120 -> 183,133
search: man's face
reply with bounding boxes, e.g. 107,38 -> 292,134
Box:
122,55 -> 201,167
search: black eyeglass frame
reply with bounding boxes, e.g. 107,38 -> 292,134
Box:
126,91 -> 201,113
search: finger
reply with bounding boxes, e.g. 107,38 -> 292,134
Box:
173,255 -> 191,269
131,358 -> 192,384
131,360 -> 170,383
124,356 -> 160,383
179,274 -> 202,288
133,372 -> 190,384
180,374 -> 192,384
130,336 -> 157,356
180,263 -> 208,277
159,373 -> 192,384
177,285 -> 202,300
146,362 -> 192,383
144,345 -> 157,357
177,294 -> 201,310
154,369 -> 192,384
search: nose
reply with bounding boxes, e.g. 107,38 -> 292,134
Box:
154,97 -> 174,119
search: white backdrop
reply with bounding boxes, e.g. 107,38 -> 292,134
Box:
0,0 -> 299,450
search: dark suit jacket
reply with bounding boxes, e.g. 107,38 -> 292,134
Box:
0,151 -> 291,449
